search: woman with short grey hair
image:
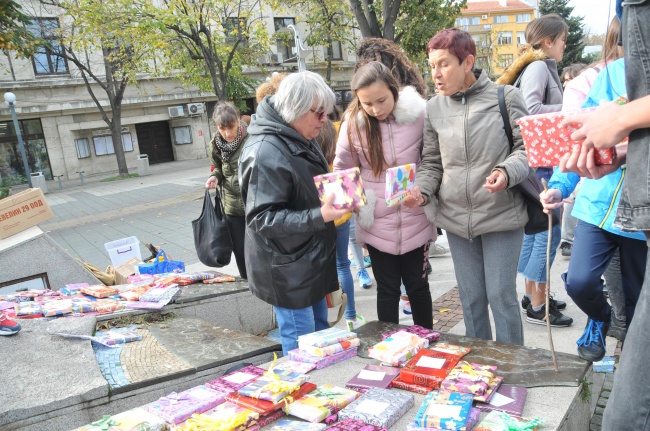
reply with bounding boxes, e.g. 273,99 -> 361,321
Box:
239,71 -> 350,354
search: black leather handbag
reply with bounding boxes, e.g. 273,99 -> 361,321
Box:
498,85 -> 560,235
192,188 -> 233,267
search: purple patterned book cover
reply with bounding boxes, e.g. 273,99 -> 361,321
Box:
474,384 -> 527,417
345,365 -> 400,392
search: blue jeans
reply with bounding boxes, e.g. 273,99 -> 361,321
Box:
563,220 -> 646,323
605,3 -> 650,429
336,221 -> 357,320
518,222 -> 561,283
273,297 -> 329,355
348,219 -> 366,269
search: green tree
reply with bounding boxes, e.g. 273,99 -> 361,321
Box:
539,0 -> 586,70
39,0 -> 161,176
347,0 -> 465,62
140,0 -> 279,101
0,0 -> 39,57
286,0 -> 357,83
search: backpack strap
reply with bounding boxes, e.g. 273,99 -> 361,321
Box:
498,85 -> 513,151
513,63 -> 550,105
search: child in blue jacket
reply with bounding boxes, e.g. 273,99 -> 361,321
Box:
540,58 -> 647,362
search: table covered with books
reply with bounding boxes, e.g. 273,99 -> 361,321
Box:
71,321 -> 591,431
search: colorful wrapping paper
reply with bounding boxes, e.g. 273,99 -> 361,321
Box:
314,167 -> 367,210
390,376 -> 432,395
475,385 -> 527,417
429,343 -> 471,361
206,365 -> 266,393
15,301 -> 43,317
256,409 -> 286,427
406,407 -> 480,431
400,349 -> 460,389
118,285 -> 151,301
207,402 -> 259,430
367,331 -> 429,366
71,298 -> 96,314
144,385 -> 227,424
226,382 -> 317,414
326,418 -> 389,431
413,390 -> 474,430
440,362 -> 497,397
270,360 -> 317,374
238,370 -> 309,403
345,364 -> 401,393
203,275 -> 237,284
288,347 -> 358,369
41,299 -> 73,317
139,286 -> 180,302
80,285 -> 118,298
270,419 -> 328,431
474,410 -> 543,431
473,376 -> 504,403
284,385 -> 360,423
298,338 -> 360,358
94,299 -> 124,314
127,274 -> 155,284
385,164 -> 416,206
176,272 -> 217,285
516,110 -> 616,167
338,388 -> 414,428
94,330 -> 142,346
108,407 -> 169,431
382,325 -> 440,343
298,327 -> 357,348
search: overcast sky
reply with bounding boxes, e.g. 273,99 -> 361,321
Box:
569,0 -> 617,35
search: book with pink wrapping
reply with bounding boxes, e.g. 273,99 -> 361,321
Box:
314,168 -> 367,210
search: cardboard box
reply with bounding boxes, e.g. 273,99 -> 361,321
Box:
114,257 -> 143,285
0,188 -> 54,239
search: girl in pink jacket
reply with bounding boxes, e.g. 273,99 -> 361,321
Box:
334,61 -> 436,328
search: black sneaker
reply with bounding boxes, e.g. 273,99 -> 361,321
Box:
526,303 -> 573,327
560,242 -> 572,257
521,295 -> 566,314
577,318 -> 610,362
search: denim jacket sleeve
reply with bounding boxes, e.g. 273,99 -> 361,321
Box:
548,168 -> 581,200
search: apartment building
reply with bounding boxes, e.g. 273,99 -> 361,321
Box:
0,3 -> 359,185
455,0 -> 536,76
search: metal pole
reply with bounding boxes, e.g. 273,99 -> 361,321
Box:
287,25 -> 307,72
4,94 -> 32,188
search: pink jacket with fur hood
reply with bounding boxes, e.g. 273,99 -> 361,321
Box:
334,86 -> 436,255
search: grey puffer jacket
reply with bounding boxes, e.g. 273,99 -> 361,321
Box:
238,96 -> 338,309
417,70 -> 530,240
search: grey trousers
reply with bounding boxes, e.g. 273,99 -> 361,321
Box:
447,228 -> 525,346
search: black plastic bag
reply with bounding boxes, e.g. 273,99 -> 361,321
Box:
192,188 -> 233,267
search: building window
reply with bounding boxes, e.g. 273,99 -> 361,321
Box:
93,133 -> 134,156
456,17 -> 480,27
493,15 -> 508,24
325,41 -> 343,61
75,138 -> 91,158
516,14 -> 531,23
173,126 -> 192,145
498,32 -> 512,45
498,54 -> 514,69
517,31 -> 526,46
224,17 -> 247,45
274,17 -> 296,63
476,56 -> 489,69
25,18 -> 68,75
0,118 -> 53,182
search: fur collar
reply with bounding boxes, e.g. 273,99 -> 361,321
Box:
392,86 -> 426,125
496,49 -> 547,85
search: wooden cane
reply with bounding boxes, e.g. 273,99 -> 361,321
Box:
541,178 -> 559,372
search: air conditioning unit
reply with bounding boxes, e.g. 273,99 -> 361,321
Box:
482,14 -> 488,19
168,106 -> 185,118
187,103 -> 205,116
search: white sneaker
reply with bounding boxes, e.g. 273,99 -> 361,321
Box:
429,242 -> 449,258
346,314 -> 367,331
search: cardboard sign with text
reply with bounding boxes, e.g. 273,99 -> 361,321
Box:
0,188 -> 53,239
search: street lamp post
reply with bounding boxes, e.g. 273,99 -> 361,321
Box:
287,24 -> 307,72
3,92 -> 32,188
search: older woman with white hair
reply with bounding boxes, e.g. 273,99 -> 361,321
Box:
239,71 -> 351,354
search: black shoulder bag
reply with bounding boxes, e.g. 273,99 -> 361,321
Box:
498,85 -> 559,235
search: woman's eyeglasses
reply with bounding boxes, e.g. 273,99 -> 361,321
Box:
310,108 -> 327,121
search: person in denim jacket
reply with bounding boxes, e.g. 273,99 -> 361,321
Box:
560,1 -> 650,428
